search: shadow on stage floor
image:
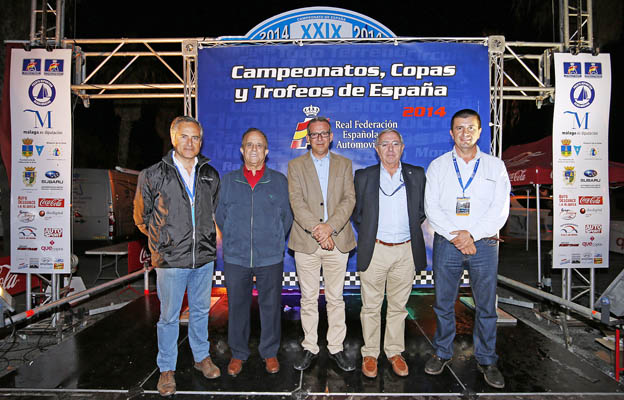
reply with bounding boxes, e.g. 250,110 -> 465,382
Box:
0,289 -> 623,399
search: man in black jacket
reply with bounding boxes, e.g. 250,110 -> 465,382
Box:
352,128 -> 427,379
134,116 -> 221,397
215,128 -> 292,377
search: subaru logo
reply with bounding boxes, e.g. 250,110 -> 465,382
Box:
583,170 -> 597,177
45,170 -> 60,179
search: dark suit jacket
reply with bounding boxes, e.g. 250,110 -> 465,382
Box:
352,163 -> 427,272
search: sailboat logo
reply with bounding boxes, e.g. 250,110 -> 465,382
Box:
569,81 -> 595,109
28,79 -> 56,107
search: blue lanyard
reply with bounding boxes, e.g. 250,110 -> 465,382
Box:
174,164 -> 196,227
380,174 -> 405,197
452,153 -> 480,197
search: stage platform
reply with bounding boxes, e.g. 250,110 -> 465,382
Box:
0,289 -> 623,399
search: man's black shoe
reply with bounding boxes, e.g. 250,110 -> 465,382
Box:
477,363 -> 505,389
329,350 -> 355,372
424,354 -> 450,375
293,350 -> 318,371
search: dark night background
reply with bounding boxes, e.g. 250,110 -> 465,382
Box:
0,0 -> 622,252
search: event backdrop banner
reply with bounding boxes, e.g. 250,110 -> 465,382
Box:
552,53 -> 611,269
9,48 -> 72,274
197,42 -> 490,286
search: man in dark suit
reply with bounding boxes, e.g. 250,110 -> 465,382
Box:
352,128 -> 427,379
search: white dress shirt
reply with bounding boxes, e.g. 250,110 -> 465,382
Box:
424,147 -> 511,242
172,151 -> 198,206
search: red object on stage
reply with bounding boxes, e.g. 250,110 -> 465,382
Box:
616,329 -> 624,381
121,239 -> 151,295
127,239 -> 150,273
0,256 -> 41,295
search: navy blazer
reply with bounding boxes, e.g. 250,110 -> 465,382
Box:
352,163 -> 427,272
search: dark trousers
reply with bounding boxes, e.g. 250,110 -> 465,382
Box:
223,261 -> 283,360
431,233 -> 499,365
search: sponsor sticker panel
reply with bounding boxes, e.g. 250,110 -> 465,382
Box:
9,49 -> 72,274
553,53 -> 611,268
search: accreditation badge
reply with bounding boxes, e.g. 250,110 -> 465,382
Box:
456,197 -> 470,216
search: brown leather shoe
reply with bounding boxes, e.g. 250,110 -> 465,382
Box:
194,356 -> 221,379
388,354 -> 409,377
228,358 -> 243,376
362,356 -> 378,378
157,370 -> 176,397
264,357 -> 280,374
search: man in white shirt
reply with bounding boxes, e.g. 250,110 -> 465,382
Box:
423,109 -> 510,389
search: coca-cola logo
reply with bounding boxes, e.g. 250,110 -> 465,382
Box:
509,169 -> 527,182
38,198 -> 64,207
139,247 -> 152,265
579,196 -> 603,205
0,263 -> 40,295
0,269 -> 19,291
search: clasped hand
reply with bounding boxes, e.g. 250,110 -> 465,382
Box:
313,223 -> 334,250
450,230 -> 476,255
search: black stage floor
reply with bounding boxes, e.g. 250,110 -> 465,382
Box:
0,289 -> 623,399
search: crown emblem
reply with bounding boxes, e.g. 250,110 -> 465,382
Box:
303,105 -> 320,118
561,139 -> 571,146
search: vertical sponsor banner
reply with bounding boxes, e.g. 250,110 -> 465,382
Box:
553,53 -> 611,268
9,49 -> 72,274
197,43 -> 490,286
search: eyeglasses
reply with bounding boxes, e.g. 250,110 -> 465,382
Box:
308,131 -> 331,140
377,141 -> 402,149
177,133 -> 202,143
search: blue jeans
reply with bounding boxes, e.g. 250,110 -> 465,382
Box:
156,262 -> 214,372
224,262 -> 283,360
432,234 -> 499,365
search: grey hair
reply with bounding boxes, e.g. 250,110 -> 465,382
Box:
375,128 -> 404,146
170,116 -> 203,138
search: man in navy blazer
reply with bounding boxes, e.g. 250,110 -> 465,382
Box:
352,128 -> 427,379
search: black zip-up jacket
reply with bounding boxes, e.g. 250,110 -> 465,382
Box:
133,150 -> 220,268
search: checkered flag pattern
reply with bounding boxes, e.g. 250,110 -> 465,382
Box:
213,270 -> 225,286
211,269 -> 471,288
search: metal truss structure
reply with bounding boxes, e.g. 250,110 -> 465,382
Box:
62,35 -> 565,160
29,0 -> 595,156
26,0 -> 602,312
